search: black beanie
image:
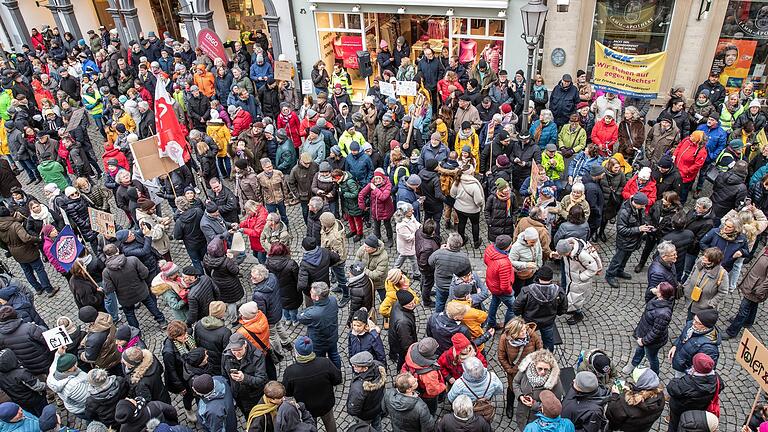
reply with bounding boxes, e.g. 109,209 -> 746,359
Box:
234,158 -> 248,170
78,306 -> 98,323
425,159 -> 438,170
302,236 -> 317,251
114,400 -> 136,423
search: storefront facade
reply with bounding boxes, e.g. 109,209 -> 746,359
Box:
541,0 -> 753,105
291,0 -> 529,103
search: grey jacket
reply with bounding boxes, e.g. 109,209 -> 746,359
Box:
428,248 -> 471,292
381,389 -> 434,432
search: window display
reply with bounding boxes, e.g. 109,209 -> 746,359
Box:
587,0 -> 675,73
450,18 -> 505,71
315,12 -> 368,102
710,0 -> 768,97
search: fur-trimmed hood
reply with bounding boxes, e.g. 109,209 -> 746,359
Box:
518,351 -> 561,390
361,365 -> 387,392
128,349 -> 155,384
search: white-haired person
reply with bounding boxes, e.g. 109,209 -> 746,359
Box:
437,394 -> 492,431
394,201 -> 422,279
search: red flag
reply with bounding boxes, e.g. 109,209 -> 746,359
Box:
154,74 -> 189,166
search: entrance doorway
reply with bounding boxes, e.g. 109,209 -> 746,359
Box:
149,0 -> 182,40
91,0 -> 117,30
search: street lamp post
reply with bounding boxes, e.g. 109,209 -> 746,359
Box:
520,0 -> 548,133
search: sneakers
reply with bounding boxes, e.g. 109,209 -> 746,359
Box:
605,276 -> 619,288
46,286 -> 60,298
622,364 -> 635,375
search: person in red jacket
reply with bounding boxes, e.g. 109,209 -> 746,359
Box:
101,142 -> 130,172
401,338 -> 446,414
590,108 -> 619,157
276,103 -> 302,149
299,109 -> 320,139
229,105 -> 252,138
436,333 -> 488,384
239,199 -> 268,263
483,234 -> 515,329
358,168 -> 395,247
673,130 -> 708,203
622,166 -> 657,213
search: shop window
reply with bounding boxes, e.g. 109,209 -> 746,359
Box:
450,17 -> 505,72
587,0 -> 675,73
222,0 -> 273,48
709,0 -> 768,97
315,12 -> 366,102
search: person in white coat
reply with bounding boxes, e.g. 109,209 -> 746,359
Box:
394,202 -> 421,279
509,227 -> 543,295
46,348 -> 90,418
450,166 -> 485,249
556,238 -> 603,325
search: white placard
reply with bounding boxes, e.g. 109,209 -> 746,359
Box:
43,325 -> 73,351
396,81 -> 417,96
301,79 -> 314,95
380,81 -> 395,98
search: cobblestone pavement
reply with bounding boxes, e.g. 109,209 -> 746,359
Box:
4,127 -> 765,431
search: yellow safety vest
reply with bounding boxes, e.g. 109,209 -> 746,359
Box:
82,90 -> 103,116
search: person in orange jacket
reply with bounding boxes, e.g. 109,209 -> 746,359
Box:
401,337 -> 446,414
193,64 -> 216,98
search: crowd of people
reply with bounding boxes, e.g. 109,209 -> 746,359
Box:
0,22 -> 766,432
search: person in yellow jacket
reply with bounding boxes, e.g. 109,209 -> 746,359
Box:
379,268 -> 420,320
446,284 -> 490,352
454,121 -> 480,173
0,121 -> 8,159
206,109 -> 232,178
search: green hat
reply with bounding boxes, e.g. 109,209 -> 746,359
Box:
729,139 -> 744,150
56,353 -> 77,372
495,178 -> 510,191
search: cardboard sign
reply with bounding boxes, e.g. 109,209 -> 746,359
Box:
396,80 -> 417,96
301,79 -> 313,95
380,81 -> 395,98
88,208 -> 116,237
130,136 -> 181,180
736,329 -> 768,393
197,28 -> 228,64
242,14 -> 265,30
43,326 -> 74,351
274,61 -> 292,81
65,107 -> 86,133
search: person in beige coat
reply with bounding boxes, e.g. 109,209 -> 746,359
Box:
320,211 -> 350,305
508,228 -> 543,295
450,166 -> 485,248
684,247 -> 729,320
255,158 -> 290,226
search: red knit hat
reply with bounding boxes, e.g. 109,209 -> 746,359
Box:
500,103 -> 512,114
451,333 -> 470,352
692,353 -> 714,374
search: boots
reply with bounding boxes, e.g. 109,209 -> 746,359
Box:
566,311 -> 584,325
505,387 -> 515,419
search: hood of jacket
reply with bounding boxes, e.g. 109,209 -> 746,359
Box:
128,349 -> 156,384
201,376 -> 227,402
302,247 -> 323,266
359,365 -> 387,392
387,390 -> 420,412
253,273 -> 278,296
200,316 -> 225,330
0,318 -> 23,335
529,412 -> 576,432
0,348 -> 20,372
518,352 -> 561,390
88,312 -> 114,333
90,375 -> 122,399
526,283 -> 560,304
105,254 -> 127,271
722,169 -> 747,185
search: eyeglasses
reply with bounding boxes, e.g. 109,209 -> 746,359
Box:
535,366 -> 551,372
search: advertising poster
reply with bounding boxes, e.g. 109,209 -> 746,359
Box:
709,39 -> 758,91
592,41 -> 667,99
197,29 -> 229,64
333,35 -> 363,69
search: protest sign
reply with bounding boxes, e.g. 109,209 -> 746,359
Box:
88,208 -> 116,237
197,29 -> 228,64
380,81 -> 395,98
65,108 -> 86,133
737,329 -> 768,393
301,79 -> 314,95
49,225 -> 83,272
130,136 -> 182,180
43,325 -> 74,351
710,39 -> 758,91
592,41 -> 667,99
274,61 -> 293,81
396,81 -> 417,97
242,14 -> 265,30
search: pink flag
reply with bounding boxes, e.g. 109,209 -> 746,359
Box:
154,74 -> 188,167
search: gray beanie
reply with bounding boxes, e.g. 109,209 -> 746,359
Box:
406,174 -> 422,187
555,239 -> 574,256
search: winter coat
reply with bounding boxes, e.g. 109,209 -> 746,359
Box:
621,176 -> 657,213
447,368 -> 503,403
668,373 -> 722,423
173,207 -> 206,252
265,254 -> 301,311
126,349 -> 172,403
193,316 -> 231,376
161,337 -> 193,394
711,170 -> 748,218
346,364 -> 386,421
80,313 -> 121,370
401,343 -> 447,399
590,120 -> 619,155
197,376 -> 238,432
605,388 -> 665,432
550,82 -> 581,125
562,239 -> 602,312
450,173 -> 485,214
46,353 -> 90,415
211,186 -> 240,224
513,353 -> 564,429
646,257 -> 678,302
699,227 -> 749,272
121,234 -> 158,279
203,254 -> 243,304
684,260 -> 727,315
297,247 -> 339,295
484,193 -> 516,241
347,272 -> 374,319
426,312 -> 473,355
288,162 -> 319,202
437,413 -> 491,432
251,273 -> 282,325
0,318 -> 51,375
560,387 -> 611,432
355,241 -> 390,292
338,173 -> 363,216
633,297 -> 673,347
185,275 -> 218,327
297,296 -> 339,351
418,168 -> 445,214
388,301 -> 417,360
615,200 -> 647,251
513,282 -> 568,329
498,323 -> 543,382
428,247 -> 471,291
222,343 -> 268,409
382,389 -> 434,432
673,138 -> 708,183
0,349 -> 47,416
483,244 -> 514,296
255,170 -> 287,205
0,216 -> 40,263
508,231 -> 543,276
283,356 -> 342,417
671,320 -> 721,373
103,254 -> 150,307
359,177 -> 395,221
738,250 -> 768,303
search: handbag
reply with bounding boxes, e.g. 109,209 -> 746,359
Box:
704,164 -> 720,183
240,326 -> 284,363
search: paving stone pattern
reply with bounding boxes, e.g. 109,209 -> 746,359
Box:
6,126 -> 765,431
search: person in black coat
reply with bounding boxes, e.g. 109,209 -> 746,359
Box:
193,301 -> 231,376
84,368 -> 129,428
628,282 -> 674,375
222,332 -> 269,416
347,261 -> 374,324
162,321 -> 196,415
711,161 -> 749,219
346,351 -> 386,426
511,267 -> 568,351
510,133 -> 541,191
653,156 -> 683,197
484,178 -> 516,242
209,178 -> 240,223
183,266 -> 218,327
605,368 -> 665,432
662,213 -> 696,281
560,371 -> 611,432
118,228 -> 159,282
645,243 -> 678,303
0,348 -> 47,416
114,397 -> 180,432
68,262 -> 106,312
605,193 -> 653,288
173,197 -> 207,274
0,306 -> 53,375
265,243 -> 302,323
583,166 -> 605,241
187,87 -> 212,131
181,347 -> 215,389
297,237 -> 340,302
121,346 -> 172,404
77,307 -> 122,375
418,160 -> 446,230
667,353 -> 723,432
203,234 -> 243,313
389,292 -> 418,370
305,197 -> 325,243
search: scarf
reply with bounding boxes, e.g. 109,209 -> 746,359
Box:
297,352 -> 316,363
508,334 -> 530,347
246,395 -> 279,429
525,361 -> 549,388
458,127 -> 472,140
173,338 -> 196,356
533,84 -> 546,100
719,225 -> 738,241
30,205 -> 53,223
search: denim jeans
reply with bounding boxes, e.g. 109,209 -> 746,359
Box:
394,254 -> 420,278
330,264 -> 348,297
253,250 -> 267,264
122,294 -> 166,330
18,159 -> 39,182
680,180 -> 694,204
300,201 -> 309,223
606,248 -> 633,277
424,209 -> 443,237
486,294 -> 515,328
104,290 -> 120,322
283,308 -> 298,322
727,298 -> 759,337
315,346 -> 342,370
266,202 -> 289,227
435,288 -> 450,313
216,156 -> 231,179
19,258 -> 52,293
728,258 -> 744,291
539,324 -> 556,352
186,246 -> 205,274
631,342 -> 663,374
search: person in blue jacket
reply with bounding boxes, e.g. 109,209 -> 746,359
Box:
694,114 -> 727,194
347,308 -> 386,365
250,54 -> 273,90
668,308 -> 721,377
529,109 -> 559,150
396,175 -> 422,221
345,142 -> 374,186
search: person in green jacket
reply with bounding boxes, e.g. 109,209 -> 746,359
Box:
37,153 -> 69,190
557,112 -> 587,158
275,128 -> 297,174
332,169 -> 364,241
0,88 -> 13,121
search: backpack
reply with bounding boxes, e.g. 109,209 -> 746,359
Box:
706,375 -> 721,417
459,377 -> 495,424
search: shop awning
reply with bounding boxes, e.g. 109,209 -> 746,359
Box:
311,0 -> 509,9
